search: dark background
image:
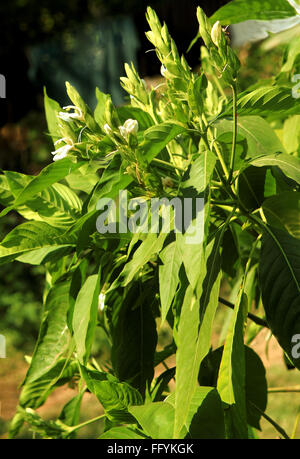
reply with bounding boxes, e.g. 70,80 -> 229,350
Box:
0,0 -> 230,128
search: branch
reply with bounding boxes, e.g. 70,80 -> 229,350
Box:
218,296 -> 268,328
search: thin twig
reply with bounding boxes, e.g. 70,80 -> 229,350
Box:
218,296 -> 268,328
249,401 -> 290,440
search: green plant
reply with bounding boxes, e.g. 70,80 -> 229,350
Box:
2,0 -> 300,440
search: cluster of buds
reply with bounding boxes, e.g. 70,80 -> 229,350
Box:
103,98 -> 139,150
196,8 -> 240,85
120,63 -> 149,107
145,7 -> 191,93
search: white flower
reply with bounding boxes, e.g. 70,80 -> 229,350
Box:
58,105 -> 83,122
103,123 -> 112,135
51,144 -> 73,161
98,293 -> 106,312
160,64 -> 167,77
51,137 -> 74,161
119,119 -> 139,138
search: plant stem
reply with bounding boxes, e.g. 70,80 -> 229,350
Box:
291,409 -> 300,439
228,80 -> 238,184
152,157 -> 185,172
249,401 -> 290,439
70,413 -> 106,433
201,115 -> 230,182
268,386 -> 300,393
212,74 -> 228,101
218,296 -> 268,328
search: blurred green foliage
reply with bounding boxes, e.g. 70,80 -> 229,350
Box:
0,215 -> 44,352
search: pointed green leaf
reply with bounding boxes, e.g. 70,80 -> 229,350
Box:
142,122 -> 186,162
72,271 -> 102,364
99,427 -> 147,439
0,221 -> 75,265
262,192 -> 300,239
217,292 -> 248,438
129,401 -> 175,439
211,0 -> 296,25
159,240 -> 182,324
23,280 -> 72,386
259,227 -> 300,369
250,152 -> 300,184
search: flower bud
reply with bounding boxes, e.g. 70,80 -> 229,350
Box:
211,21 -> 222,47
161,176 -> 174,188
196,7 -> 211,47
103,123 -> 112,135
119,119 -> 139,139
124,118 -> 139,135
160,65 -> 167,77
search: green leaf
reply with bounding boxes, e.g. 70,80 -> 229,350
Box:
238,166 -> 269,210
19,359 -> 78,409
8,412 -> 25,439
199,346 -> 267,430
182,150 -> 216,194
259,226 -> 300,369
179,149 -> 215,289
65,81 -> 99,132
167,386 -> 225,439
129,401 -> 175,439
0,158 -> 85,217
187,74 -> 207,116
262,192 -> 300,239
94,88 -> 110,128
117,231 -> 168,287
174,234 -> 223,438
250,152 -> 300,185
65,162 -> 100,194
222,86 -> 300,119
80,366 -> 143,419
214,116 -> 284,162
211,0 -> 296,25
17,407 -> 71,439
44,88 -> 62,144
281,36 -> 300,74
142,122 -> 186,163
67,259 -> 89,332
99,427 -> 147,439
4,171 -> 82,228
72,271 -> 102,364
216,292 -> 248,439
108,281 -> 157,397
117,105 -> 154,131
282,115 -> 300,154
0,221 -> 75,265
22,280 -> 72,386
159,240 -> 182,324
151,367 -> 176,402
58,392 -> 84,427
87,154 -> 133,211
